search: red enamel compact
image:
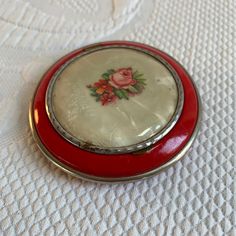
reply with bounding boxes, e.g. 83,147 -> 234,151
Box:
29,41 -> 201,182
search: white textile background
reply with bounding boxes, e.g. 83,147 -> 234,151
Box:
0,0 -> 235,235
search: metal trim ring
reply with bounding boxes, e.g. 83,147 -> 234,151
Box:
45,45 -> 184,154
29,85 -> 201,183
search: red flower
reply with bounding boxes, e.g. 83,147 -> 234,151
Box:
93,79 -> 113,94
109,68 -> 136,89
94,79 -> 107,87
100,91 -> 117,105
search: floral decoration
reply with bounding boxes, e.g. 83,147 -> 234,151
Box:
87,67 -> 146,105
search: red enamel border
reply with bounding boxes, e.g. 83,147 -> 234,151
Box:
32,41 -> 199,178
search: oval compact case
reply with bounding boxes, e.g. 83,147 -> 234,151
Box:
29,41 -> 201,182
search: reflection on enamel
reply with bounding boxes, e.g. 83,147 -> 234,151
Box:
160,135 -> 187,154
34,109 -> 39,124
51,48 -> 179,148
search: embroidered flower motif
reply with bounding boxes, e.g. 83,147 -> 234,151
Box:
87,67 -> 146,105
109,68 -> 136,89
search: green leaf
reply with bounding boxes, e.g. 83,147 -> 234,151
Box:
133,71 -> 138,77
96,96 -> 100,101
90,87 -> 97,92
102,69 -> 115,79
134,73 -> 144,80
114,89 -> 129,99
133,84 -> 144,93
107,69 -> 115,74
136,77 -> 146,81
102,73 -> 110,80
121,89 -> 129,99
128,86 -> 139,94
137,80 -> 146,85
90,92 -> 98,97
114,89 -> 123,99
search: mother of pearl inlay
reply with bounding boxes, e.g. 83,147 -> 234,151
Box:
49,48 -> 179,148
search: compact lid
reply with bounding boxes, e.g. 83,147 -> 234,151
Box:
30,41 -> 200,182
46,46 -> 184,154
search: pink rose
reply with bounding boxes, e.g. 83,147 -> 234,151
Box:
109,68 -> 136,89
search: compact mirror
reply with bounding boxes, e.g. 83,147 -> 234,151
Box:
30,41 -> 200,182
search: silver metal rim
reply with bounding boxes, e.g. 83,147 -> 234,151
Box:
29,91 -> 201,184
29,41 -> 201,183
45,44 -> 184,154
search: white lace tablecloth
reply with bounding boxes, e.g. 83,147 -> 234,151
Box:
0,0 -> 235,235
